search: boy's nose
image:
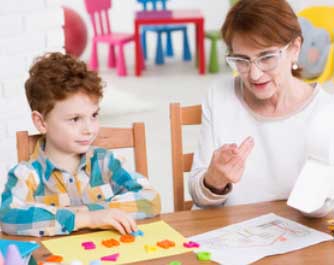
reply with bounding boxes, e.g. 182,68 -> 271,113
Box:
82,120 -> 94,134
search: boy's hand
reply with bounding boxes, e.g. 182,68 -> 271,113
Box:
76,208 -> 138,235
204,137 -> 254,192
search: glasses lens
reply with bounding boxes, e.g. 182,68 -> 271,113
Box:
256,54 -> 279,71
226,57 -> 250,73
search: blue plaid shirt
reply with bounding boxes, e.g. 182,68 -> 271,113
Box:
0,139 -> 161,237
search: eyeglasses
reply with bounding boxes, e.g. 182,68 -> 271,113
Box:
225,43 -> 290,73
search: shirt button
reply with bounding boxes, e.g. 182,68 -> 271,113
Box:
69,178 -> 74,183
97,194 -> 102,199
39,230 -> 44,236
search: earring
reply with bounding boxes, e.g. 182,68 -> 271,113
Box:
292,62 -> 298,70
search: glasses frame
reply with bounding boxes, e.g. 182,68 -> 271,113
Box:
225,43 -> 290,73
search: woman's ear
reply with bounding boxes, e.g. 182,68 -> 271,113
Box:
290,36 -> 302,62
32,111 -> 47,134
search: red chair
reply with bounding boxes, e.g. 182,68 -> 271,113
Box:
84,0 -> 134,76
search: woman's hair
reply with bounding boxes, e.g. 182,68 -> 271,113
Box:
221,0 -> 303,76
25,52 -> 104,116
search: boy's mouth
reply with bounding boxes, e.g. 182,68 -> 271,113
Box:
76,140 -> 92,145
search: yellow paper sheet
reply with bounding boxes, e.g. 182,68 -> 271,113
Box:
42,221 -> 191,265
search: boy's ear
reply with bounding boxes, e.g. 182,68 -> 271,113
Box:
31,111 -> 47,134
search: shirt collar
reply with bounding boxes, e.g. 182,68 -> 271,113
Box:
31,138 -> 90,180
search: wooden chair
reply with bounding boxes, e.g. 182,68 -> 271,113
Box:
16,123 -> 149,177
84,0 -> 135,76
170,103 -> 202,211
137,0 -> 191,65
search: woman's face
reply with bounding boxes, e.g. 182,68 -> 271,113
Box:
230,35 -> 300,100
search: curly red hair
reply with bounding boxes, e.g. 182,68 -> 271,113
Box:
25,52 -> 103,116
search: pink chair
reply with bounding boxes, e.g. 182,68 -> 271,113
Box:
84,0 -> 134,76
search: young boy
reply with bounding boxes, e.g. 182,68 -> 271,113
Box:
0,52 -> 161,237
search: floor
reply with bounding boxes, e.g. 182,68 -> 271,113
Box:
89,43 -> 334,214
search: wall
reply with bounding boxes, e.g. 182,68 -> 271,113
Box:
0,0 -> 64,191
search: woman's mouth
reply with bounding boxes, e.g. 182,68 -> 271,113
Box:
252,81 -> 270,90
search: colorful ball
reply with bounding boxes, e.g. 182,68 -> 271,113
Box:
63,6 -> 87,57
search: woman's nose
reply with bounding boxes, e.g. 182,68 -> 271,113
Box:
249,62 -> 263,80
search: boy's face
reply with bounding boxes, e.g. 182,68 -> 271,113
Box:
36,92 -> 100,156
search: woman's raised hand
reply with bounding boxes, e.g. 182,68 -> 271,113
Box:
204,137 -> 255,191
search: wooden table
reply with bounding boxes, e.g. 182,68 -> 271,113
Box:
1,201 -> 333,264
134,9 -> 205,76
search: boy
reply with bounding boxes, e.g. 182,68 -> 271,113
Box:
0,52 -> 161,237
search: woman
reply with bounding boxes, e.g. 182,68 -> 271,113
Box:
189,0 -> 334,215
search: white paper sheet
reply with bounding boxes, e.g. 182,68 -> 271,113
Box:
189,213 -> 332,265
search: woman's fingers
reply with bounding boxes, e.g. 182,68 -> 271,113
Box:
210,137 -> 254,184
217,143 -> 239,163
221,155 -> 244,183
238,137 -> 254,160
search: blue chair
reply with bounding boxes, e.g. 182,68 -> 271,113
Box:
137,0 -> 192,65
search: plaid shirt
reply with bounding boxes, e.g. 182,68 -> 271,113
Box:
0,139 -> 161,237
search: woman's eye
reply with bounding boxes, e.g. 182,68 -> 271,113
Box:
92,112 -> 99,118
237,59 -> 249,66
260,54 -> 276,62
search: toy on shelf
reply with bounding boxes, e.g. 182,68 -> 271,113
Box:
137,0 -> 191,65
297,6 -> 334,83
298,17 -> 332,82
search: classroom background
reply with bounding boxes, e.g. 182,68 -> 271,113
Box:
0,0 -> 333,213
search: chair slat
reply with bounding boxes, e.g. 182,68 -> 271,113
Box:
94,128 -> 134,149
181,105 -> 202,125
170,103 -> 202,212
183,153 -> 193,172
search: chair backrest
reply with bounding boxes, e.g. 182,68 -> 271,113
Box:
170,103 -> 202,211
16,123 -> 149,177
84,0 -> 112,36
298,6 -> 334,42
137,0 -> 168,11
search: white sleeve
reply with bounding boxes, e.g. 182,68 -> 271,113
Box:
188,83 -> 230,207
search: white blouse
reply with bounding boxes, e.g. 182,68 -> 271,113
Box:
189,76 -> 334,213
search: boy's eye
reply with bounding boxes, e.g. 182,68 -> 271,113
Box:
71,117 -> 80,122
92,112 -> 99,118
